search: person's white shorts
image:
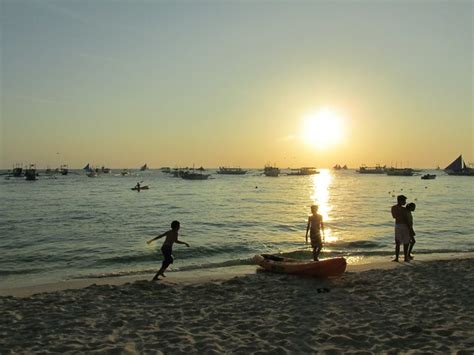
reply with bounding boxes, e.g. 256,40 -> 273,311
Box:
395,224 -> 410,244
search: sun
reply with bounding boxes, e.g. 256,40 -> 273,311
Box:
301,107 -> 344,149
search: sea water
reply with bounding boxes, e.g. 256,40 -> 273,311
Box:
1,169 -> 473,287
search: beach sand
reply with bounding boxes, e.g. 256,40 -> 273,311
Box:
1,258 -> 473,353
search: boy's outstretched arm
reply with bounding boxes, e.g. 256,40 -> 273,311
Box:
147,232 -> 166,244
176,240 -> 190,247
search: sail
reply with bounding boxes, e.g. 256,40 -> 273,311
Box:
140,164 -> 148,171
445,155 -> 463,172
83,163 -> 92,172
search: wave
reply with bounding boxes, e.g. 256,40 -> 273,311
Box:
0,267 -> 45,276
91,244 -> 255,267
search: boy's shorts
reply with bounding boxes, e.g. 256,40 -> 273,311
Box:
395,224 -> 410,244
310,232 -> 322,248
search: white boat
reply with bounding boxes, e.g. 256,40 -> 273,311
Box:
357,165 -> 385,174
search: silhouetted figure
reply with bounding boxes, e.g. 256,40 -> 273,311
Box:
135,182 -> 141,191
146,220 -> 189,280
406,202 -> 416,259
391,195 -> 410,262
306,205 -> 324,261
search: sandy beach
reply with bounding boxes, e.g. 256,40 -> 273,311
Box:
1,258 -> 473,353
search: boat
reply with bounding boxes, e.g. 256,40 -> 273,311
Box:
24,164 -> 38,181
287,167 -> 319,176
385,167 -> 414,176
140,164 -> 148,171
60,164 -> 69,175
357,165 -> 386,174
83,163 -> 93,173
444,155 -> 474,176
181,170 -> 210,180
120,169 -> 130,176
253,254 -> 347,278
131,185 -> 149,191
217,167 -> 247,175
264,164 -> 280,177
101,166 -> 111,174
421,174 -> 436,180
12,164 -> 23,177
161,167 -> 171,173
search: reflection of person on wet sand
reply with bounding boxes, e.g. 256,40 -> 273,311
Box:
391,195 -> 410,262
146,220 -> 189,281
305,205 -> 324,261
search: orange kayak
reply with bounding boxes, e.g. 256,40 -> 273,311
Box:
253,254 -> 347,277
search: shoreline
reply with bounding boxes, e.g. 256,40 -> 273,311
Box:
1,257 -> 472,353
1,251 -> 473,298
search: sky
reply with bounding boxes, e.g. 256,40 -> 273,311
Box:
1,0 -> 472,169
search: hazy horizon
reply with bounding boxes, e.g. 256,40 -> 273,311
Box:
1,0 -> 473,169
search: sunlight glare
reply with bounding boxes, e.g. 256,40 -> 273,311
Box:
309,169 -> 337,243
301,107 -> 344,149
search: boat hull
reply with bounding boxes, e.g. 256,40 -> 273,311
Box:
253,254 -> 347,278
131,186 -> 149,190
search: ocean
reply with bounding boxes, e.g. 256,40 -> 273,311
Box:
1,168 -> 473,288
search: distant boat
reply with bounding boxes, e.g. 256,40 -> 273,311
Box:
25,164 -> 38,181
60,164 -> 69,175
217,167 -> 247,175
161,167 -> 171,173
140,164 -> 148,171
264,165 -> 280,177
385,167 -> 414,176
444,155 -> 474,176
12,164 -> 23,177
333,164 -> 349,170
131,185 -> 149,191
421,174 -> 436,180
181,170 -> 210,180
101,166 -> 111,174
287,167 -> 319,176
121,169 -> 130,176
357,165 -> 385,174
83,163 -> 93,173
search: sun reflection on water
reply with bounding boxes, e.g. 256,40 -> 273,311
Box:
310,169 -> 338,243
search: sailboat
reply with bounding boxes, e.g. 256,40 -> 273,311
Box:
444,155 -> 474,176
140,164 -> 148,171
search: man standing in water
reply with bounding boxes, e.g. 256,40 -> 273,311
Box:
391,195 -> 410,262
306,205 -> 325,261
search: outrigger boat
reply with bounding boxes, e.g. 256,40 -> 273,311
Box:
287,167 -> 319,176
217,167 -> 247,175
444,155 -> 474,176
